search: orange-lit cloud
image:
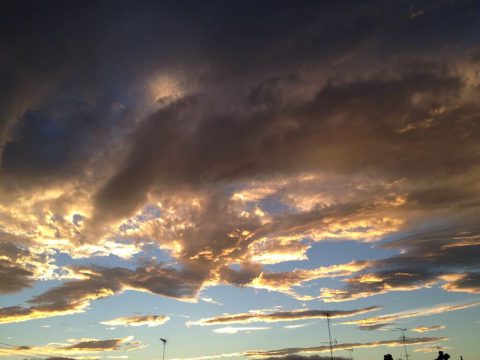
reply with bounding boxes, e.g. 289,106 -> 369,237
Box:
411,325 -> 446,333
0,264 -> 203,324
1,14 -> 480,338
187,306 -> 381,326
0,337 -> 144,357
342,301 -> 480,328
441,273 -> 480,294
250,261 -> 371,298
247,337 -> 448,358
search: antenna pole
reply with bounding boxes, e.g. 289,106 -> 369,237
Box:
160,338 -> 167,360
347,349 -> 353,360
400,328 -> 409,360
326,313 -> 334,360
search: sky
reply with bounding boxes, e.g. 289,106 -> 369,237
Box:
1,1 -> 480,360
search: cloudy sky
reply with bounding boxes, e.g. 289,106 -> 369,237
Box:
1,1 -> 480,360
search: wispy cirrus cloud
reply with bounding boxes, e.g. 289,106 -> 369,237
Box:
357,323 -> 396,331
262,356 -> 348,360
172,337 -> 447,360
284,324 -> 310,329
213,326 -> 271,334
248,337 -> 448,357
413,345 -> 451,353
411,325 -> 446,333
101,314 -> 169,327
342,301 -> 480,328
188,306 -> 381,326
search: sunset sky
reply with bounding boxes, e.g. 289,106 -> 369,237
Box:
1,1 -> 480,360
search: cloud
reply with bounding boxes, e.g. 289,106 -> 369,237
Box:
173,337 -> 447,360
101,315 -> 169,327
213,326 -> 270,334
65,339 -> 123,351
320,227 -> 480,301
1,1 -> 480,340
284,324 -> 309,329
251,261 -> 371,298
0,240 -> 64,293
342,301 -> 480,328
247,337 -> 448,358
188,306 -> 381,326
0,337 -> 142,357
441,272 -> 480,294
411,325 -> 446,333
357,323 -> 396,331
0,264 -> 203,324
0,260 -> 33,294
320,269 -> 439,302
96,63 -> 466,220
201,297 -> 223,305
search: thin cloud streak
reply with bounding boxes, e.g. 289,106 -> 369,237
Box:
411,325 -> 446,333
101,315 -> 170,327
213,326 -> 271,334
188,306 -> 381,326
342,301 -> 480,327
173,337 -> 447,360
0,337 -> 144,357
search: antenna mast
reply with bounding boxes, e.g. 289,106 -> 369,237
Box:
346,348 -> 353,360
160,338 -> 167,360
399,328 -> 409,360
326,312 -> 334,360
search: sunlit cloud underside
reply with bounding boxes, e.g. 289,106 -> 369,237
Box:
1,1 -> 480,360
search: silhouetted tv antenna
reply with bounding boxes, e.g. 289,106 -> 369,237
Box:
393,328 -> 409,360
325,312 -> 334,360
160,338 -> 167,360
346,348 -> 354,360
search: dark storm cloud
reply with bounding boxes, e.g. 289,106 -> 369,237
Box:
1,97 -> 126,182
94,62 -> 480,222
2,0 -> 478,179
1,0 -> 480,326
